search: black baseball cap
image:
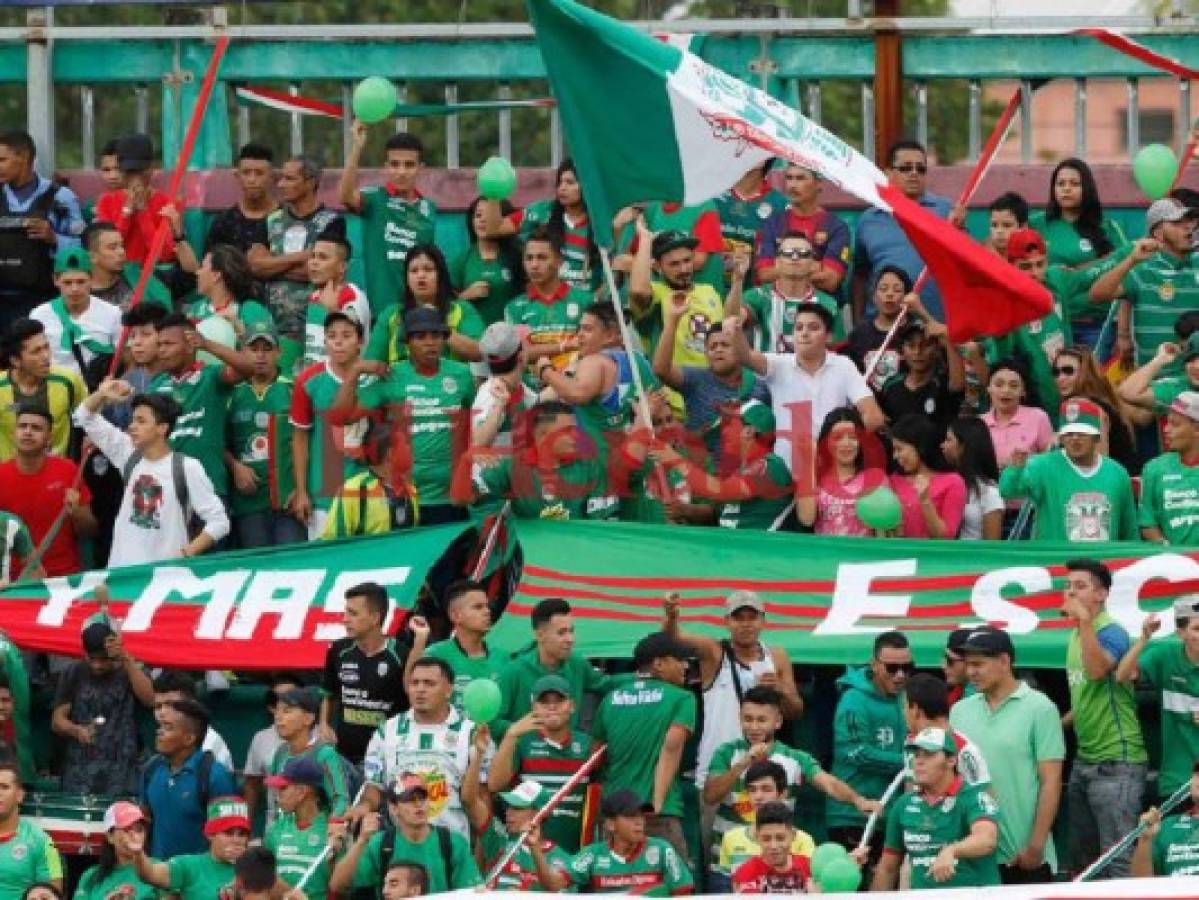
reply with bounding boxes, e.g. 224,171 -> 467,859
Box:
945,628 -> 975,657
633,631 -> 690,668
601,789 -> 653,818
275,687 -> 321,715
960,626 -> 1014,658
115,133 -> 154,172
651,229 -> 699,260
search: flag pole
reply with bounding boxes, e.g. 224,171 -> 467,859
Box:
1074,778 -> 1192,881
599,247 -> 656,429
856,767 -> 908,853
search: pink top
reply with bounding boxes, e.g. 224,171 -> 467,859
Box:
982,404 -> 1055,468
889,471 -> 967,539
814,469 -> 887,536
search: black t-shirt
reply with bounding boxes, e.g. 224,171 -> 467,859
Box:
322,637 -> 409,764
206,205 -> 270,255
880,372 -> 963,429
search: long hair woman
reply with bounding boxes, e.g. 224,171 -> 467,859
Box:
455,195 -> 525,327
941,417 -> 1003,540
888,414 -> 966,539
797,407 -> 889,535
1053,345 -> 1139,473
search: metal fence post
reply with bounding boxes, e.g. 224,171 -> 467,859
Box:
81,85 -> 95,170
25,6 -> 55,176
1074,77 -> 1087,158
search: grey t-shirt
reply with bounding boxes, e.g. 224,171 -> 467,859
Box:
679,365 -> 770,461
54,661 -> 141,795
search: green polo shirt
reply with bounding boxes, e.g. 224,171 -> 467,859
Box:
0,818 -> 61,896
949,682 -> 1066,868
1122,248 -> 1199,366
423,635 -> 509,713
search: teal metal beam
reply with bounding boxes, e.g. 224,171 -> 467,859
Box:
904,34 -> 1197,79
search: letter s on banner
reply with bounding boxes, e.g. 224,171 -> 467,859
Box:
969,566 -> 1049,634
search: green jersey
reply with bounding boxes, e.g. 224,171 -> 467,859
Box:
1139,452 -> 1199,545
226,376 -> 295,516
265,204 -> 341,342
303,284 -> 371,369
451,245 -> 519,326
423,635 -> 509,712
713,184 -> 788,288
0,819 -> 61,897
290,362 -> 377,510
350,826 -> 480,895
358,187 -> 438,312
266,811 -> 331,900
269,741 -> 351,816
592,676 -> 696,818
358,358 -> 474,507
186,297 -> 273,333
743,285 -> 841,350
495,648 -> 609,737
503,284 -> 588,371
74,862 -> 156,900
566,836 -> 693,895
364,301 -> 484,366
706,737 -> 822,849
1030,212 -> 1126,326
1151,375 -> 1199,413
884,779 -> 1001,889
509,729 -> 598,852
0,512 -> 33,583
1122,247 -> 1199,365
998,449 -> 1137,542
479,816 -> 574,891
1152,811 -> 1199,875
519,200 -> 597,291
471,454 -> 618,522
149,362 -> 234,495
643,200 -> 725,293
1137,638 -> 1199,796
718,453 -> 794,530
167,852 -> 236,900
1067,611 -> 1147,764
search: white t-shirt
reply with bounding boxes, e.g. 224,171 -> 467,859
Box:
72,406 -> 230,567
32,296 -> 122,374
204,727 -> 235,772
959,480 -> 1004,540
763,351 -> 872,472
244,725 -> 282,777
470,377 -> 537,451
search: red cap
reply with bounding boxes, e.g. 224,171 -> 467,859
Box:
1006,228 -> 1047,263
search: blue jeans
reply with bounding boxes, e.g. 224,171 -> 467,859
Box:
234,510 -> 307,549
1067,761 -> 1146,879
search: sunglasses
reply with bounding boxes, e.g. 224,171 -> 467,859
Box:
894,163 -> 928,175
1052,364 -> 1077,377
879,661 -> 916,675
778,248 -> 814,260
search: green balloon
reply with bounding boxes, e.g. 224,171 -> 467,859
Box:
819,856 -> 862,893
1133,143 -> 1178,201
352,77 -> 398,125
462,678 -> 502,724
855,485 -> 903,531
478,156 -> 518,201
810,842 -> 849,881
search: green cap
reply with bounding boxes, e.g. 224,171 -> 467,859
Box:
243,320 -> 279,348
739,399 -> 776,436
499,780 -> 551,810
530,673 -> 571,701
54,246 -> 91,275
905,727 -> 957,755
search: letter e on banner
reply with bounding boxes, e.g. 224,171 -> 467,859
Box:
816,560 -> 916,635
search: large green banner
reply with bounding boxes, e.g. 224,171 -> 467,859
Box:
1,521 -> 1194,669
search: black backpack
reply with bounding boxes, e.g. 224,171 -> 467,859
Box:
380,824 -> 454,890
122,450 -> 201,538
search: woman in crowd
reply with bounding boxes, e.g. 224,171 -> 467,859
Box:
797,407 -> 888,536
366,243 -> 484,364
981,359 -> 1055,469
1052,344 -> 1139,473
888,413 -> 966,539
941,417 -> 1003,540
453,195 -> 525,327
845,265 -> 910,390
73,802 -> 156,899
188,244 -> 274,339
520,158 -> 601,292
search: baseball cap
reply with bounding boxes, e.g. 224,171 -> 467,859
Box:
530,674 -> 571,701
103,800 -> 145,832
1182,334 -> 1199,364
651,229 -> 699,260
726,590 -> 765,616
1174,596 -> 1199,620
243,320 -> 279,348
202,796 -> 250,836
632,631 -> 690,668
115,133 -> 154,173
1058,398 -> 1102,437
264,757 -> 324,791
960,626 -> 1015,658
601,788 -> 653,818
499,780 -> 551,810
403,306 -> 450,337
1005,227 -> 1047,263
905,727 -> 957,755
1146,197 -> 1198,232
479,322 -> 522,367
389,773 -> 430,803
275,687 -> 320,715
54,246 -> 92,275
1171,391 -> 1199,422
739,399 -> 776,437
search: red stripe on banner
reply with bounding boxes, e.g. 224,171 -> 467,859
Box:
237,85 -> 345,118
523,564 -> 834,592
1076,27 -> 1199,80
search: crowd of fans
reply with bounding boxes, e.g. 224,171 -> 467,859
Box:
0,111 -> 1191,897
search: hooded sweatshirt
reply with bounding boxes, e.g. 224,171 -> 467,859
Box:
826,666 -> 906,830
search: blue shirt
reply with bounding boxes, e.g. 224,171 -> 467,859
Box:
0,175 -> 83,250
141,749 -> 237,858
854,192 -> 952,319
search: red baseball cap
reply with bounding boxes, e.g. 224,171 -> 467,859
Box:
1006,228 -> 1047,263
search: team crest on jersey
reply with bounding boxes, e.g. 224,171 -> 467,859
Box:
442,377 -> 458,394
255,412 -> 270,428
567,302 -> 580,318
1078,238 -> 1093,253
1161,281 -> 1177,302
757,202 -> 773,219
942,797 -> 955,813
646,845 -> 660,865
9,843 -> 25,861
377,661 -> 389,677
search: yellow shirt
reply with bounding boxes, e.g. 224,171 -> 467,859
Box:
718,825 -> 815,875
647,281 -> 724,370
0,366 -> 86,461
